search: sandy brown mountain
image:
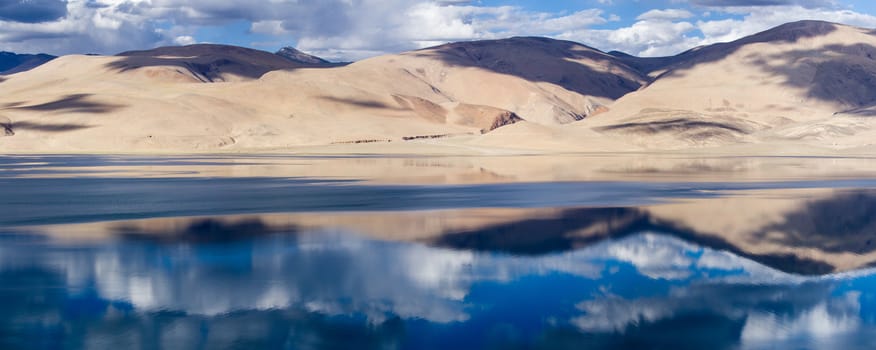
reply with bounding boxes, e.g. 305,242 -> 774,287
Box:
3,20 -> 876,154
581,20 -> 876,151
114,44 -> 327,82
0,37 -> 643,152
275,46 -> 334,65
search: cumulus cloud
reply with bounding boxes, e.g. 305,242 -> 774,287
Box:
1,0 -> 876,60
0,0 -> 67,23
637,8 -> 695,21
556,3 -> 876,57
687,0 -> 837,8
268,3 -> 613,61
559,16 -> 702,56
0,0 -> 167,54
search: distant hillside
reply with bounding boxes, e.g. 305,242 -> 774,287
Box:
275,47 -> 331,65
377,36 -> 648,125
0,52 -> 56,75
416,37 -> 646,100
115,44 -> 315,82
3,21 -> 876,154
606,50 -> 677,76
583,20 -> 876,150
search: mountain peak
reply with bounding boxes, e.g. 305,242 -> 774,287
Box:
739,20 -> 841,45
119,44 -> 274,57
275,47 -> 330,65
112,44 -> 304,82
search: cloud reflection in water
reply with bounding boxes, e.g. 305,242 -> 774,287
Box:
1,229 -> 876,349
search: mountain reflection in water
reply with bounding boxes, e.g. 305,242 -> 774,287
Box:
4,155 -> 876,349
2,227 -> 876,349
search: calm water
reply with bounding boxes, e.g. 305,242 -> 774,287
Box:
3,155 -> 876,349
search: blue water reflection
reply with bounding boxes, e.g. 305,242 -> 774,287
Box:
2,229 -> 876,349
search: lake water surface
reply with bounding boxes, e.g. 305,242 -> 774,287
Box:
2,154 -> 876,349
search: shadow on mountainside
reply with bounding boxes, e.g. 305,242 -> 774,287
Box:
737,42 -> 876,110
596,118 -> 749,135
106,55 -> 282,82
841,107 -> 876,116
7,94 -> 125,114
783,45 -> 876,107
601,21 -> 841,78
655,20 -> 841,79
409,37 -> 647,100
652,22 -> 876,110
590,108 -> 761,145
108,44 -> 337,82
606,21 -> 876,117
1,115 -> 92,136
316,96 -> 406,110
400,22 -> 862,113
5,121 -> 91,134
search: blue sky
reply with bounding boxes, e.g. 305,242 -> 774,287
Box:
2,0 -> 876,61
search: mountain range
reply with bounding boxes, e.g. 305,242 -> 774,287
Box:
1,20 -> 875,154
0,52 -> 55,75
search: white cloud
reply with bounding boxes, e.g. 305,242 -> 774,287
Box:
249,20 -> 288,36
637,8 -> 695,21
0,0 -> 614,60
2,1 -> 876,61
173,35 -> 196,45
5,221 -> 876,349
561,19 -> 702,56
556,5 -> 876,57
0,0 -> 167,54
741,296 -> 861,345
295,4 -> 613,61
686,0 -> 838,7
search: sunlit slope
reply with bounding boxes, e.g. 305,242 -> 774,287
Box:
0,37 -> 644,152
4,22 -> 876,153
580,20 -> 876,150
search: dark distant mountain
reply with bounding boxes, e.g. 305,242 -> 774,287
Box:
0,52 -> 56,75
275,47 -> 331,65
606,50 -> 678,75
115,44 -> 309,82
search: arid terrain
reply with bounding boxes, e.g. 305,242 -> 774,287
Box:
2,20 -> 876,154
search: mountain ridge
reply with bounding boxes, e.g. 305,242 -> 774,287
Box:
580,19 -> 876,150
0,51 -> 56,75
2,20 -> 876,154
275,46 -> 333,65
